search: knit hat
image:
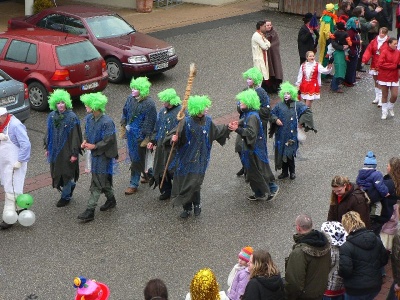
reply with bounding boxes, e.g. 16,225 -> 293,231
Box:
278,81 -> 298,102
130,77 -> 151,98
242,67 -> 263,86
236,89 -> 260,111
157,88 -> 181,106
321,221 -> 346,246
364,151 -> 377,168
187,95 -> 211,116
190,268 -> 220,300
0,107 -> 7,116
80,92 -> 108,112
238,246 -> 253,263
48,89 -> 73,111
73,276 -> 110,300
303,12 -> 313,23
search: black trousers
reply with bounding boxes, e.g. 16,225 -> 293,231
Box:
183,190 -> 200,211
282,158 -> 295,175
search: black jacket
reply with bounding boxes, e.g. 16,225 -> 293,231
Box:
339,228 -> 388,295
242,275 -> 284,300
297,25 -> 319,59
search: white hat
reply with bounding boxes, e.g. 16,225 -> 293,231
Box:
0,107 -> 8,116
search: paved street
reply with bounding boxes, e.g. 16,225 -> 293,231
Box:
1,8 -> 399,300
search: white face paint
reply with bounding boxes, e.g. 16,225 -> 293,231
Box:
247,78 -> 254,87
284,92 -> 291,101
132,89 -> 140,97
56,101 -> 66,113
85,106 -> 92,113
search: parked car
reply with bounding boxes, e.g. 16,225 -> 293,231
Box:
0,28 -> 108,111
0,68 -> 30,122
8,5 -> 179,83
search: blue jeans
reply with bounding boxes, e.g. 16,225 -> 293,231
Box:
344,291 -> 379,300
330,76 -> 343,91
61,180 -> 76,200
269,182 -> 278,193
323,295 -> 344,300
129,170 -> 141,188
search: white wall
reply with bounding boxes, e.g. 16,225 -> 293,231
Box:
75,0 -> 237,9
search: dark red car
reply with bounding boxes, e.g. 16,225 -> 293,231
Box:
8,5 -> 179,83
0,28 -> 108,111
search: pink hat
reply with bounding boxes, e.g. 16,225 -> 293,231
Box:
74,277 -> 110,300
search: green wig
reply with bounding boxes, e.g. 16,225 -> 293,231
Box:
130,77 -> 151,98
80,92 -> 108,112
242,67 -> 263,86
157,88 -> 181,106
236,89 -> 260,111
278,81 -> 298,101
48,89 -> 72,111
187,95 -> 212,116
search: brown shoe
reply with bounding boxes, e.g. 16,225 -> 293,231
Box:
125,187 -> 138,195
140,177 -> 149,184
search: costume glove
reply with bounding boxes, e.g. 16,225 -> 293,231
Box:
13,161 -> 22,169
0,133 -> 8,141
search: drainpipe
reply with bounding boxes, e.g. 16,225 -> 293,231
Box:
25,0 -> 34,15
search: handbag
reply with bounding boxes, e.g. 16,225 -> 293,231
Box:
294,102 -> 306,143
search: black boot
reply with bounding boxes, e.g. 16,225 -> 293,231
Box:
236,167 -> 245,176
100,196 -> 116,211
0,221 -> 13,230
56,198 -> 70,207
77,209 -> 95,222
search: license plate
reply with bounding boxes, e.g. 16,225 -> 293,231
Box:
82,81 -> 99,91
0,95 -> 16,106
154,62 -> 168,70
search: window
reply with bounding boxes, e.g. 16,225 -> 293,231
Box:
37,14 -> 65,32
5,40 -> 37,64
0,38 -> 8,54
64,17 -> 87,35
56,40 -> 100,66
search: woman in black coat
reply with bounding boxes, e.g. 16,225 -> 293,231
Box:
297,13 -> 319,65
242,249 -> 284,300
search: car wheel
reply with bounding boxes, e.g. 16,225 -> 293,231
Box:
106,58 -> 124,83
28,82 -> 48,111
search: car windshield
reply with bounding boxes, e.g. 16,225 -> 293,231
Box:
86,15 -> 136,38
56,40 -> 101,66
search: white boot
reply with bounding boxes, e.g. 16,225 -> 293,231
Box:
381,103 -> 388,120
372,87 -> 379,104
377,89 -> 382,107
388,102 -> 395,117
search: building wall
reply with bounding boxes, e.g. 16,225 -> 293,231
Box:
76,0 -> 237,9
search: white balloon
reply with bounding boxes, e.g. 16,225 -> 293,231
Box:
18,210 -> 36,227
3,210 -> 18,224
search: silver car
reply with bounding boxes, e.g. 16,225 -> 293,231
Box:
0,69 -> 30,122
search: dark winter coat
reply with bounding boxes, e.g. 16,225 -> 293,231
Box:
242,275 -> 284,300
339,228 -> 388,295
358,1 -> 380,21
285,230 -> 331,300
356,168 -> 388,203
391,230 -> 400,286
298,24 -> 319,60
327,183 -> 371,228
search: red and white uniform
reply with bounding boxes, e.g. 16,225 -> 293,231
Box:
362,35 -> 388,76
377,46 -> 400,86
296,61 -> 331,100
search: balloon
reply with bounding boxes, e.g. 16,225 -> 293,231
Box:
18,210 -> 35,227
16,194 -> 34,209
3,210 -> 18,224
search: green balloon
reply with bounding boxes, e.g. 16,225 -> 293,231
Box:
16,194 -> 34,209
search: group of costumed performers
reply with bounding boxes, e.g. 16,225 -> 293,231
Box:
318,3 -> 338,66
78,92 -> 119,222
147,88 -> 182,201
0,107 -> 31,229
45,89 -> 83,208
167,95 -> 231,219
120,77 -> 157,196
229,89 -> 279,202
269,82 -> 316,180
296,51 -> 332,108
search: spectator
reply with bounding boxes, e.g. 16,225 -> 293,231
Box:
343,13 -> 362,87
380,203 -> 399,253
285,214 -> 331,300
144,279 -> 168,300
387,219 -> 400,300
339,211 -> 388,300
298,13 -> 319,65
358,0 -> 383,22
227,246 -> 253,300
321,221 -> 347,300
337,1 -> 352,24
251,21 -> 270,88
328,175 -> 370,228
358,6 -> 378,72
185,268 -> 229,300
264,20 -> 283,93
242,249 -> 284,300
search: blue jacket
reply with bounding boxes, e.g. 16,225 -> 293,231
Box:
356,168 -> 388,202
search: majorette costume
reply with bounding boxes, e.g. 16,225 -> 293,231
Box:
45,89 -> 82,207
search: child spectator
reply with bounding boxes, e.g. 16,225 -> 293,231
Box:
227,246 -> 253,300
326,22 -> 352,62
144,278 -> 168,300
321,221 -> 346,300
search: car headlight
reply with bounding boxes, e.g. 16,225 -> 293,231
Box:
167,47 -> 175,56
128,55 -> 148,63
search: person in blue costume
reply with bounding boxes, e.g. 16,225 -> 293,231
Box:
147,88 -> 181,201
229,89 -> 279,202
168,95 -> 231,219
44,89 -> 82,208
120,77 -> 157,196
78,92 -> 119,222
269,82 -> 316,180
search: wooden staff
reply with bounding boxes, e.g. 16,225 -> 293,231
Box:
160,63 -> 196,189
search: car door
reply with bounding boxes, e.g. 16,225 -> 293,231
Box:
0,38 -> 39,83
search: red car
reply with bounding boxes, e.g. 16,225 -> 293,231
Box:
8,5 -> 179,83
0,28 -> 108,111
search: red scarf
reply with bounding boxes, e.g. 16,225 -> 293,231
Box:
0,114 -> 12,133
